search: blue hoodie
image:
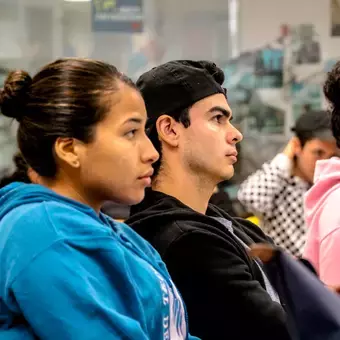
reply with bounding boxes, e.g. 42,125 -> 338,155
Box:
0,183 -> 198,340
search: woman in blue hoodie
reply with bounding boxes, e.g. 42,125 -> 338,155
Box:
0,58 -> 197,340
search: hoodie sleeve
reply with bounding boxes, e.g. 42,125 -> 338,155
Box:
10,239 -> 149,340
238,153 -> 292,218
319,228 -> 340,286
164,230 -> 290,340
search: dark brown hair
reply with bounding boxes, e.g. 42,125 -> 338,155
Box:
324,61 -> 340,148
0,58 -> 136,177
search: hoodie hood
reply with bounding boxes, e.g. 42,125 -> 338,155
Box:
305,157 -> 340,227
127,189 -> 271,256
128,189 -> 210,245
0,182 -> 99,221
0,183 -> 194,340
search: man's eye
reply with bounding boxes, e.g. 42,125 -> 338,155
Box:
314,150 -> 324,157
213,114 -> 226,124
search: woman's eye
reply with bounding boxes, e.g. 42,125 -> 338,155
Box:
125,129 -> 137,138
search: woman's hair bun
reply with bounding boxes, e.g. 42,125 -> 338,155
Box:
0,70 -> 32,121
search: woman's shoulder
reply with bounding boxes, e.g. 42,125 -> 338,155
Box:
114,220 -> 164,264
0,201 -> 111,279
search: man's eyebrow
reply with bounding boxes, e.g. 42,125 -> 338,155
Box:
207,106 -> 232,119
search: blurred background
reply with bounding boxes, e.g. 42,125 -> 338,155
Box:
1,0 -> 340,212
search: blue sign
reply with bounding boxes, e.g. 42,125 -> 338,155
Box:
92,0 -> 143,33
324,59 -> 338,73
260,48 -> 283,72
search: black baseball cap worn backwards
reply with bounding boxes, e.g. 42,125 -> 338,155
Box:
136,60 -> 227,125
291,110 -> 334,141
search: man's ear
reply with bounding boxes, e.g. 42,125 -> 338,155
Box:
292,136 -> 302,156
156,115 -> 181,147
54,137 -> 81,169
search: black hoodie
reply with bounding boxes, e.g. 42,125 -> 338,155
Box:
127,189 -> 291,340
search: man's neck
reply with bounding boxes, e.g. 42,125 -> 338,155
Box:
291,160 -> 312,185
152,168 -> 216,214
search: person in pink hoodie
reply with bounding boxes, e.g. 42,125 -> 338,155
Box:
304,61 -> 340,286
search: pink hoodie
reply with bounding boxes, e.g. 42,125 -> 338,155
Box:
304,157 -> 340,286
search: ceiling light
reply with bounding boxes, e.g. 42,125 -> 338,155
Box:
64,0 -> 91,3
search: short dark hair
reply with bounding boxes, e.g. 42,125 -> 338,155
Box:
295,131 -> 316,147
147,106 -> 191,176
324,61 -> 340,148
292,110 -> 333,147
0,58 -> 136,177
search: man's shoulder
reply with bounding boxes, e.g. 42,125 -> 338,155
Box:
208,203 -> 272,243
157,208 -> 271,252
145,213 -> 226,255
129,190 -> 272,252
233,216 -> 274,244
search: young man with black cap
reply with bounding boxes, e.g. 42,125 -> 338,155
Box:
238,110 -> 336,257
126,60 -> 291,340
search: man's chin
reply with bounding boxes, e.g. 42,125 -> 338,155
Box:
219,168 -> 234,181
216,173 -> 234,184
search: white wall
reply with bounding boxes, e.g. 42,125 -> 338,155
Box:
0,0 -> 232,170
239,0 -> 339,61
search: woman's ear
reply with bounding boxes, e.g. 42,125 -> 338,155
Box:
54,137 -> 81,169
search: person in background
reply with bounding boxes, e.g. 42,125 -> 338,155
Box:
304,61 -> 340,286
238,110 -> 336,256
126,60 -> 291,340
0,58 -> 197,340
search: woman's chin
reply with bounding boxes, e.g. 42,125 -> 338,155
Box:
119,191 -> 145,206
